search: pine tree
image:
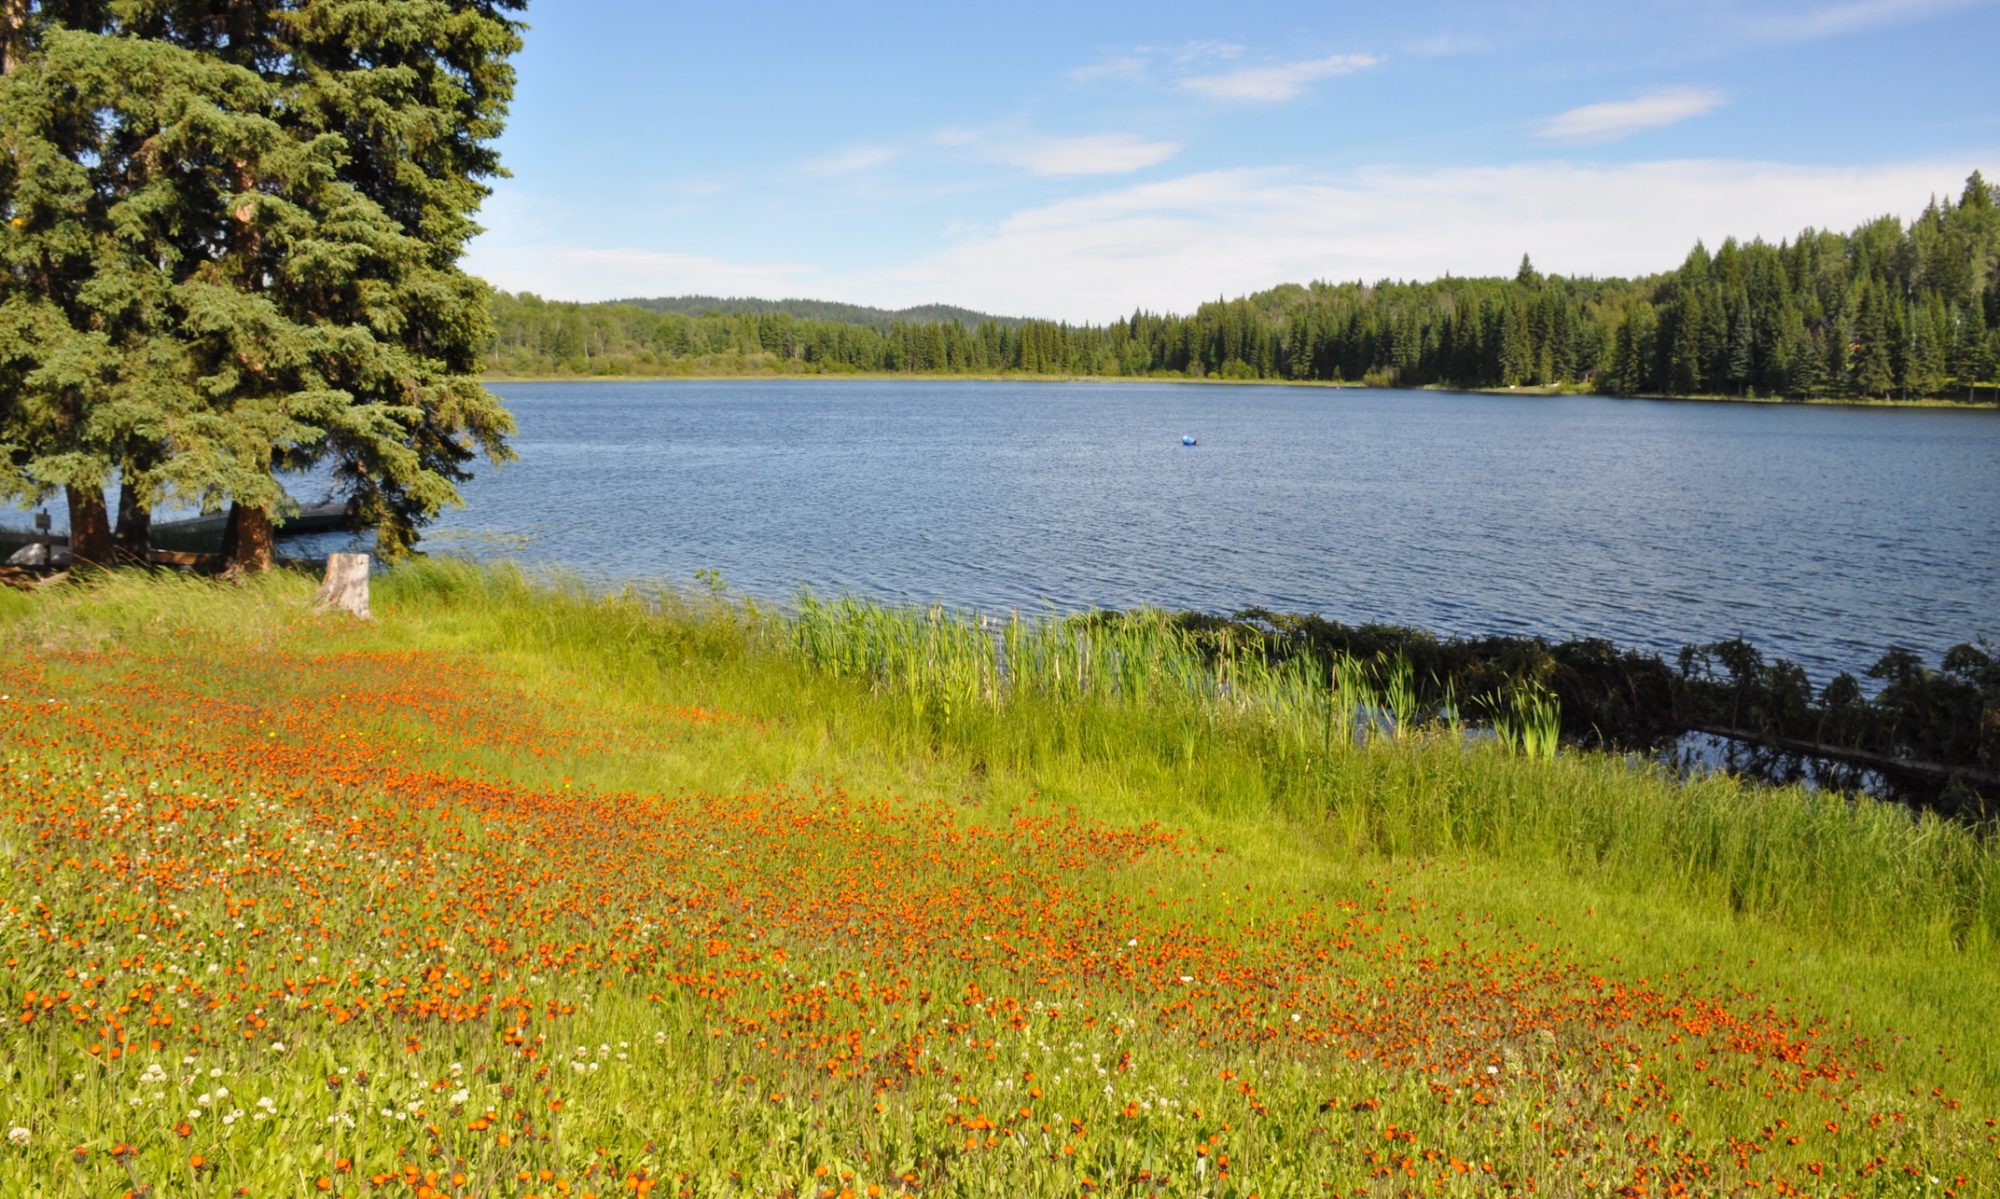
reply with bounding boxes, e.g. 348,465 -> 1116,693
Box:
1663,291 -> 1703,395
1785,313 -> 1825,398
1724,296 -> 1754,394
1497,299 -> 1532,386
0,2 -> 523,570
1908,297 -> 1949,396
1952,295 -> 1989,399
1851,286 -> 1894,397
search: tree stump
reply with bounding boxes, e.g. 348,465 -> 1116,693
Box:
314,553 -> 372,620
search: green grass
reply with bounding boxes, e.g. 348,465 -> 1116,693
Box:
3,561 -> 1997,1197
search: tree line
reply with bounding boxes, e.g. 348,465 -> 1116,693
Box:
490,172 -> 2000,403
1,2 -> 522,569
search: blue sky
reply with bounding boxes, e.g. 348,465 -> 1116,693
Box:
463,0 -> 2000,323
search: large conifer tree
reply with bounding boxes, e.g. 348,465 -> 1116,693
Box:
0,1 -> 522,569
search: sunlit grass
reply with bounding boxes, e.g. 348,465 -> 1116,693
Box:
1,562 -> 1995,1197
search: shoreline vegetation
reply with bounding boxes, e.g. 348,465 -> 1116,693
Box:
477,369 -> 2000,408
3,563 -> 1996,1196
2,549 -> 1989,814
484,172 -> 2000,409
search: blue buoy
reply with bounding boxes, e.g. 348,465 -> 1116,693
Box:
1182,435 -> 1197,446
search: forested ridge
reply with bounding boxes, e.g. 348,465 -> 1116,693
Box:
490,172 -> 2000,401
610,295 -> 1024,331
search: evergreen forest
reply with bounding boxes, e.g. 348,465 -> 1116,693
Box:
489,172 -> 2000,402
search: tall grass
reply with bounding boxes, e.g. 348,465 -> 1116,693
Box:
361,562 -> 2000,958
22,559 -> 1998,958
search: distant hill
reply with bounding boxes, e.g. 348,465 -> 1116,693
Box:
609,295 -> 1029,331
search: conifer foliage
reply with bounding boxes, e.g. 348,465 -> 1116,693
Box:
488,174 -> 2000,405
0,1 -> 523,568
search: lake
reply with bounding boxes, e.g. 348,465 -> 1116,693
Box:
316,380 -> 1997,682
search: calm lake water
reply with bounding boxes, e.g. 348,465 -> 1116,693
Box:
315,380 -> 1997,681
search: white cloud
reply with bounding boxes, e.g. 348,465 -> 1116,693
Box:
860,159 -> 1982,322
1742,0 -> 1986,42
987,133 -> 1182,178
1179,54 -> 1379,103
469,159 -> 1988,323
800,144 -> 902,176
1538,87 -> 1728,143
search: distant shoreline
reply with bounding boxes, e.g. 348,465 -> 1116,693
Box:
479,372 -> 2000,410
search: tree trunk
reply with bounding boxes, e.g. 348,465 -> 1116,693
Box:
0,1 -> 25,77
221,503 -> 274,574
113,477 -> 152,564
65,485 -> 113,567
313,553 -> 372,620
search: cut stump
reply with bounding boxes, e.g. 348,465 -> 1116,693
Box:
315,552 -> 372,620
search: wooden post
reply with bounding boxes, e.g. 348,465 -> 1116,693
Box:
314,553 -> 371,620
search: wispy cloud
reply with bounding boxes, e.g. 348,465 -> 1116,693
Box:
1178,54 -> 1379,103
1405,31 -> 1492,57
987,133 -> 1182,178
863,159 -> 1975,322
1741,0 -> 1986,42
1068,40 -> 1244,85
1537,87 -> 1727,143
1066,55 -> 1149,84
800,144 -> 903,176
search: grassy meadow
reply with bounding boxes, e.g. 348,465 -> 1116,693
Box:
1,562 -> 1996,1198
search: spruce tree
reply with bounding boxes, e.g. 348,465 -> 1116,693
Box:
1908,297 -> 1949,396
1851,285 -> 1894,397
1952,296 -> 1989,399
0,2 -> 522,570
1663,292 -> 1703,395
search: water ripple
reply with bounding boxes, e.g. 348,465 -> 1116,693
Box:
395,381 -> 2000,684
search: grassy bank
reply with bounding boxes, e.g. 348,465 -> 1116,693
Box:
2,563 -> 1996,1197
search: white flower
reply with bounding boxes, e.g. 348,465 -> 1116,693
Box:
449,1089 -> 470,1106
7,1127 -> 29,1147
268,1042 -> 285,1052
